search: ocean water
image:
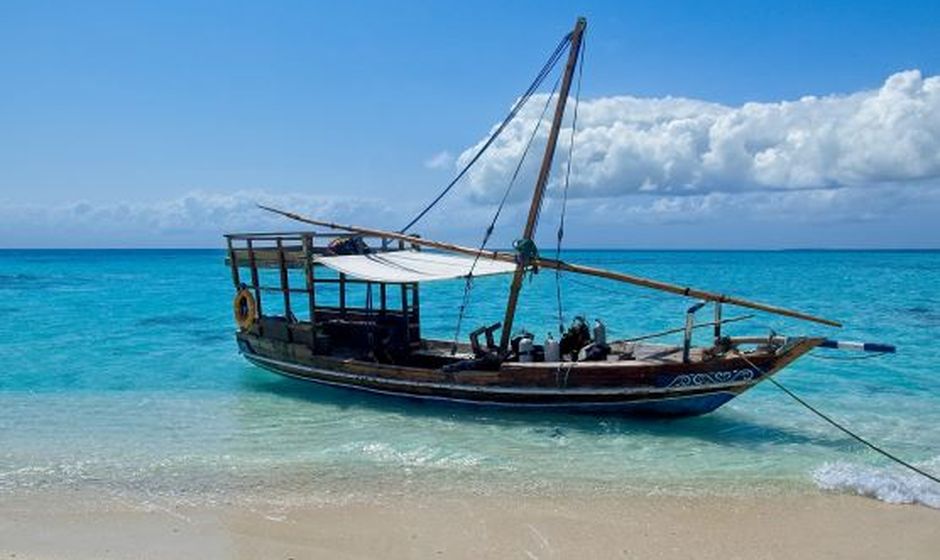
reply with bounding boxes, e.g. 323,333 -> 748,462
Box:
0,249 -> 938,508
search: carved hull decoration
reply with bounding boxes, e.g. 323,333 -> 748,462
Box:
665,369 -> 755,389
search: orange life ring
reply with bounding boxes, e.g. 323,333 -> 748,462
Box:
233,289 -> 257,330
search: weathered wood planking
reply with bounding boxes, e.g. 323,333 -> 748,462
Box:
237,330 -> 823,397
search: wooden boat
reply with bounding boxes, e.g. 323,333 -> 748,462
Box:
223,18 -> 887,416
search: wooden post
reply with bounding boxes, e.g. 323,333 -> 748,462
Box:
398,240 -> 408,335
411,282 -> 420,346
714,302 -> 723,342
302,234 -> 317,351
499,17 -> 587,354
683,301 -> 706,363
277,238 -> 292,329
226,237 -> 240,287
246,239 -> 263,318
409,237 -> 421,343
339,273 -> 347,317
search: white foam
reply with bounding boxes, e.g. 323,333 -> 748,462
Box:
812,458 -> 940,509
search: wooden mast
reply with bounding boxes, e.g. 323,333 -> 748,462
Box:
498,16 -> 587,354
257,17 -> 842,331
257,205 -> 843,327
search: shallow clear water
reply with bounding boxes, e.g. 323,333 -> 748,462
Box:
0,250 -> 938,506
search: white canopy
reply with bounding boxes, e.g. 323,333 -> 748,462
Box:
314,250 -> 516,283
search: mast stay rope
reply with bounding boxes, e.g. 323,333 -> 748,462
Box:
450,72 -> 563,353
399,32 -> 572,235
554,34 -> 585,334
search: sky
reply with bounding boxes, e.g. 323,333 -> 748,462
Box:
1,0 -> 939,248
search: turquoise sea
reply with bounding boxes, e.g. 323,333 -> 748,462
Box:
1,249 -> 938,508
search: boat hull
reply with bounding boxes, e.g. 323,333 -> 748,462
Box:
237,332 -> 822,417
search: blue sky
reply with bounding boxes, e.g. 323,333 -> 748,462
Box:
2,1 -> 939,248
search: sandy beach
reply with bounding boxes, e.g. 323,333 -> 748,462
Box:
1,490 -> 936,559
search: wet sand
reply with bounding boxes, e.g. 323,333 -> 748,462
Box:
1,491 -> 937,559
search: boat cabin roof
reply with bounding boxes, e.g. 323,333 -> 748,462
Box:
315,250 -> 515,283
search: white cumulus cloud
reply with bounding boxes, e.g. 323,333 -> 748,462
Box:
424,150 -> 454,170
458,70 -> 940,201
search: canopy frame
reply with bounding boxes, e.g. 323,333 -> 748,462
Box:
225,231 -> 424,354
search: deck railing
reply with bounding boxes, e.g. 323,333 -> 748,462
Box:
224,231 -> 421,351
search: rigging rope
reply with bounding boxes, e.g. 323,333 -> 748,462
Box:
450,74 -> 563,353
554,36 -> 585,334
734,350 -> 940,486
400,33 -> 572,235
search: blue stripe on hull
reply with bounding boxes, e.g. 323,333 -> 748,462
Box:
248,356 -> 741,418
602,392 -> 737,417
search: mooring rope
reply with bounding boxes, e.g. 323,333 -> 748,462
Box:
734,350 -> 940,485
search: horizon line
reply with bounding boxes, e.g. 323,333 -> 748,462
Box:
1,247 -> 938,252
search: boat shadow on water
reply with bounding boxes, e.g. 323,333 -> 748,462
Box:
240,369 -> 843,450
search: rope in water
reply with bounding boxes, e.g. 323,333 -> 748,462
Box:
734,350 -> 940,485
400,32 -> 572,234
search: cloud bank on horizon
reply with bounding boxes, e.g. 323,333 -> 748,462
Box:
3,70 -> 940,248
0,191 -> 399,248
460,70 -> 940,201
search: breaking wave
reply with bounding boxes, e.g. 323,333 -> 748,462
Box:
812,458 -> 940,509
